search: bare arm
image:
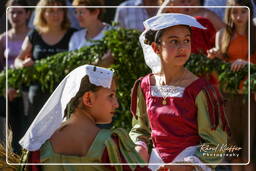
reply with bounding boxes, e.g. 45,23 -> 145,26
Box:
0,34 -> 5,70
14,36 -> 34,68
207,29 -> 224,59
96,50 -> 115,68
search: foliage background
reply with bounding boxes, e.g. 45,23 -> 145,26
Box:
0,28 -> 255,130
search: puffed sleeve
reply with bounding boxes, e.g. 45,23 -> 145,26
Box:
129,83 -> 151,150
194,90 -> 227,166
172,88 -> 229,170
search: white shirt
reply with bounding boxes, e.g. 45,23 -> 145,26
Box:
114,0 -> 157,31
68,24 -> 112,51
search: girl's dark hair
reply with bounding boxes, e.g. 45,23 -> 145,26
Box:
144,25 -> 192,45
64,75 -> 101,118
144,29 -> 163,45
6,0 -> 30,12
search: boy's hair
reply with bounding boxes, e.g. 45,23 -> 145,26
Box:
72,0 -> 105,21
64,75 -> 101,118
33,0 -> 70,32
222,0 -> 256,56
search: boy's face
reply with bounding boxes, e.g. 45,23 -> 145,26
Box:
90,81 -> 119,124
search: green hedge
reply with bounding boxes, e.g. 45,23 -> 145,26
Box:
0,28 -> 255,130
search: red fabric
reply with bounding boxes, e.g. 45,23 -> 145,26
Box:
139,74 -> 209,163
101,135 -> 151,171
191,16 -> 216,54
28,150 -> 41,171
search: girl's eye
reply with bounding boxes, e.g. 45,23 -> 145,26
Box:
170,40 -> 178,44
184,39 -> 190,43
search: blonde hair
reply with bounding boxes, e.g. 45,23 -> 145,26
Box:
221,0 -> 256,56
33,0 -> 70,32
72,0 -> 105,21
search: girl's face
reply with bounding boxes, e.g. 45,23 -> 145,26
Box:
75,8 -> 99,28
7,8 -> 30,28
153,25 -> 191,67
43,7 -> 64,27
165,0 -> 191,14
90,81 -> 119,124
231,7 -> 248,27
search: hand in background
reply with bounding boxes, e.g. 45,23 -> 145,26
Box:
207,48 -> 221,59
231,59 -> 247,72
135,145 -> 149,162
22,57 -> 34,67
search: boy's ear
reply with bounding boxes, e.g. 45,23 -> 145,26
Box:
82,92 -> 95,107
151,42 -> 160,54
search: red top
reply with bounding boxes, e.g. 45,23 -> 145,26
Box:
140,75 -> 209,163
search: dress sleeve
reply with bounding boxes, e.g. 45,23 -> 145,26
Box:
102,128 -> 151,171
129,84 -> 151,149
194,90 -> 228,166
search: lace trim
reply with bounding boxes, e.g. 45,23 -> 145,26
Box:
151,85 -> 185,97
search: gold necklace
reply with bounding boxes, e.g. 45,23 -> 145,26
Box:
159,69 -> 186,105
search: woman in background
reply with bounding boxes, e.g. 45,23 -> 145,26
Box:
207,0 -> 256,170
14,0 -> 76,138
0,0 -> 31,154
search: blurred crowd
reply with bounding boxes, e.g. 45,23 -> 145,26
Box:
0,0 -> 255,170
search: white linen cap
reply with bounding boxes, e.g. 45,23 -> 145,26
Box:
144,13 -> 206,31
140,13 -> 206,73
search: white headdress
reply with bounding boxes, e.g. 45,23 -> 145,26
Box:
140,13 -> 206,73
19,65 -> 114,151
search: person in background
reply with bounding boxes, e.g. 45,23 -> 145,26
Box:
158,0 -> 216,55
19,65 -> 150,171
187,0 -> 226,31
14,0 -> 76,141
69,0 -> 111,50
130,13 -> 229,171
0,0 -> 31,154
204,0 -> 227,21
207,0 -> 256,170
69,0 -> 118,68
114,0 -> 159,31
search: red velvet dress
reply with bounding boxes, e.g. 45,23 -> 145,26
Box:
130,74 -> 230,163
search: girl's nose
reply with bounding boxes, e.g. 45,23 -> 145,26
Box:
113,98 -> 119,109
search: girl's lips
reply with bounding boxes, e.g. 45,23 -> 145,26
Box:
175,55 -> 186,58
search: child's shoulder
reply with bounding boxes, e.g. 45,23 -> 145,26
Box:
49,121 -> 100,156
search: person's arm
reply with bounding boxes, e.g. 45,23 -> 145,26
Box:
102,129 -> 151,171
194,90 -> 228,168
129,84 -> 151,162
96,50 -> 115,68
0,34 -> 5,71
14,36 -> 33,68
207,29 -> 224,59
